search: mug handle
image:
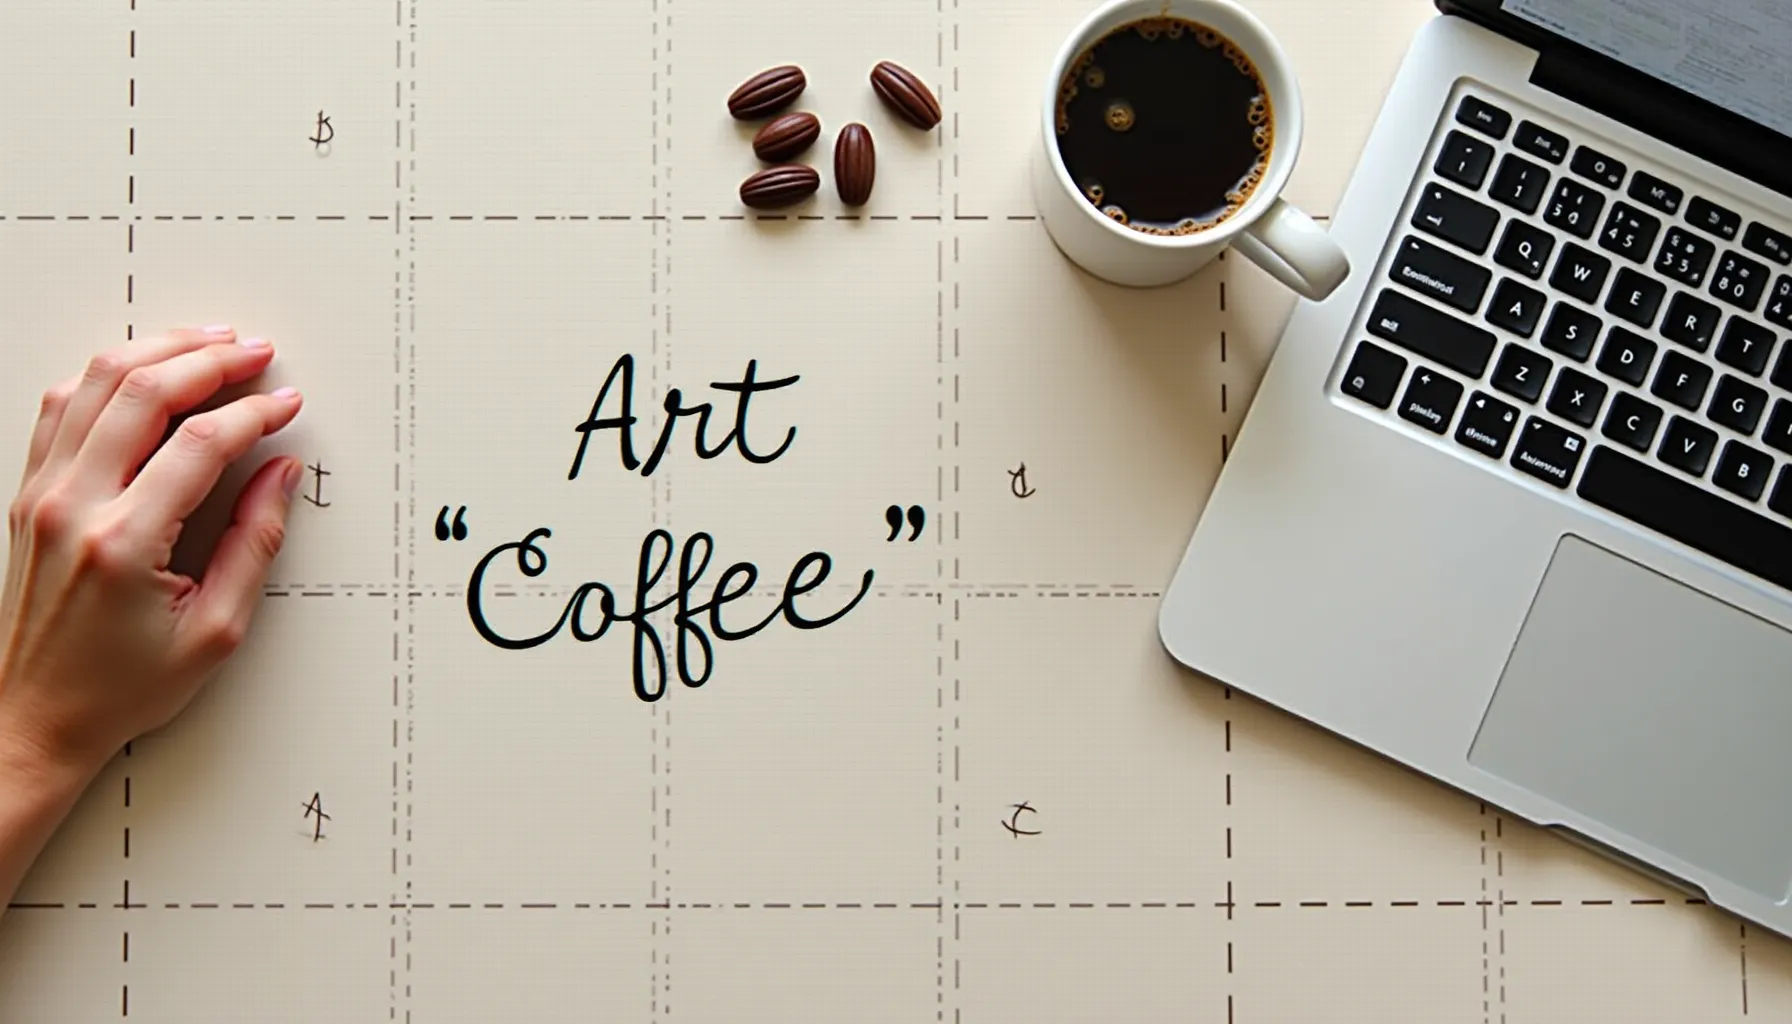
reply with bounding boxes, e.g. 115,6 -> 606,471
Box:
1233,197 -> 1350,302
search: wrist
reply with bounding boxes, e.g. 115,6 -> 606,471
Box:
0,703 -> 106,807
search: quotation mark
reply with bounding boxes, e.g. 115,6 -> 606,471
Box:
884,504 -> 926,542
434,506 -> 469,542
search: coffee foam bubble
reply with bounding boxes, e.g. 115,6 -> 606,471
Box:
1109,149 -> 1274,237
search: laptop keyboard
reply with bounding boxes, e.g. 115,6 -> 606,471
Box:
1339,89 -> 1792,593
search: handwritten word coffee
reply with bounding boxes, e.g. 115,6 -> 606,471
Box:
461,353 -> 877,702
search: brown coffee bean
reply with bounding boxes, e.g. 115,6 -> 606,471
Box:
740,164 -> 821,208
753,112 -> 821,162
727,65 -> 806,120
834,123 -> 875,207
869,60 -> 941,130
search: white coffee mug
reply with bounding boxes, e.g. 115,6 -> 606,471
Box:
1031,0 -> 1349,300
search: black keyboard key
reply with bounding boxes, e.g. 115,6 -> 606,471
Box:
1515,120 -> 1568,164
1456,95 -> 1511,139
1340,341 -> 1407,409
1494,220 -> 1554,279
1655,227 -> 1715,288
1659,415 -> 1717,477
1511,416 -> 1586,488
1709,374 -> 1768,436
1715,317 -> 1775,376
1598,202 -> 1660,262
1687,195 -> 1741,240
1396,365 -> 1464,434
1714,441 -> 1773,502
1490,153 -> 1550,215
1627,170 -> 1682,215
1579,445 -> 1792,591
1570,145 -> 1625,188
1455,391 -> 1519,458
1710,250 -> 1769,311
1767,276 -> 1792,331
1602,391 -> 1663,452
1388,235 -> 1491,313
1547,366 -> 1608,427
1549,243 -> 1611,303
1542,177 -> 1605,240
1491,344 -> 1552,403
1411,183 -> 1500,255
1774,340 -> 1792,392
1434,130 -> 1495,191
1743,223 -> 1792,267
1604,267 -> 1665,328
1660,292 -> 1720,351
1772,466 -> 1792,519
1486,278 -> 1546,337
1596,326 -> 1656,386
1764,399 -> 1792,456
1540,303 -> 1601,361
1649,349 -> 1711,410
1366,289 -> 1498,378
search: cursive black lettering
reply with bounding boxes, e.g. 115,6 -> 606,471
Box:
704,562 -> 778,641
568,354 -> 800,481
568,354 -> 642,478
466,528 -> 566,650
783,552 -> 873,629
629,529 -> 678,701
674,532 -> 716,689
463,525 -> 875,702
708,359 -> 800,464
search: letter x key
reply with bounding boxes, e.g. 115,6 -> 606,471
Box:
1547,367 -> 1608,427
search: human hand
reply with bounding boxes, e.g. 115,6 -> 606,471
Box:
0,327 -> 303,779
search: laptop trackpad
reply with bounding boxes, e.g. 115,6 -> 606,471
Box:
1468,535 -> 1792,902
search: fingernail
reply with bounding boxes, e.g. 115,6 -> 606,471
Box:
281,459 -> 303,499
203,324 -> 233,336
238,336 -> 271,349
272,386 -> 300,400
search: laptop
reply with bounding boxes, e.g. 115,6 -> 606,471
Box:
1159,0 -> 1792,935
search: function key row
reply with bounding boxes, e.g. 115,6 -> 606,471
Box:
1450,94 -> 1783,264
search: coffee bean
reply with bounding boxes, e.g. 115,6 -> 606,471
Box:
740,164 -> 821,208
753,112 -> 821,162
728,65 -> 806,120
834,124 -> 875,207
869,60 -> 941,130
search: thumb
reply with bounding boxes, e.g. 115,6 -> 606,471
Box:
184,456 -> 300,657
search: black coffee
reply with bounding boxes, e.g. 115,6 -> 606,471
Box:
1055,16 -> 1272,235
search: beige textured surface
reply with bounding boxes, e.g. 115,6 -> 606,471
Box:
0,0 -> 1785,1020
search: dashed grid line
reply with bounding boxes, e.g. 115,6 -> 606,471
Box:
121,1 -> 138,1016
3,895 -> 1741,913
943,3 -> 962,1019
650,0 -> 672,1017
397,1 -> 419,1021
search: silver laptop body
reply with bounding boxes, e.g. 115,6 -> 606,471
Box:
1160,0 -> 1792,936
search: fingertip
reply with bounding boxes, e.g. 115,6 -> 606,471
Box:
280,457 -> 303,500
266,388 -> 303,432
